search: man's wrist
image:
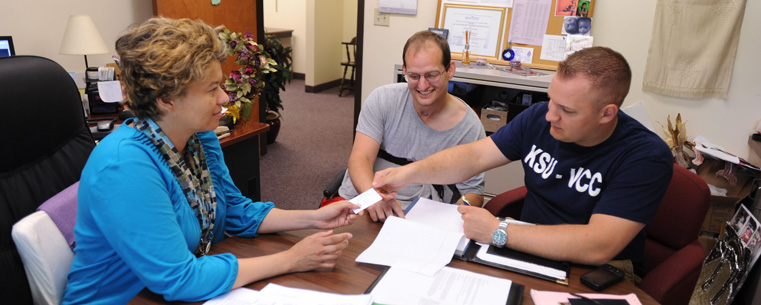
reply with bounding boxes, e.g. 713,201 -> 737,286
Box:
491,218 -> 509,248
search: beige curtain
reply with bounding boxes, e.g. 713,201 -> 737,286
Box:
642,0 -> 747,99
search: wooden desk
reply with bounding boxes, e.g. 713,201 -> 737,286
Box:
130,215 -> 660,305
218,119 -> 269,201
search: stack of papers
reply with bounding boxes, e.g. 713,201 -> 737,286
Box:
355,215 -> 461,276
204,285 -> 372,305
403,198 -> 471,256
370,266 -> 521,305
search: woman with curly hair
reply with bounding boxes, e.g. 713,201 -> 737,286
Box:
62,17 -> 357,304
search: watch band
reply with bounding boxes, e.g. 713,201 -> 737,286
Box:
492,219 -> 509,248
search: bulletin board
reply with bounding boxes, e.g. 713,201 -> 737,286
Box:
434,0 -> 595,71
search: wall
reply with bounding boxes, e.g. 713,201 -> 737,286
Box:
264,0 -> 356,87
593,1 -> 761,160
264,0 -> 307,76
343,1 -> 358,43
0,0 -> 153,74
361,0 -> 761,159
307,0 -> 344,87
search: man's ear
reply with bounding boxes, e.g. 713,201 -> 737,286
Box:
447,60 -> 456,79
599,104 -> 618,124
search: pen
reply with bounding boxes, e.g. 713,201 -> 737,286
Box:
461,195 -> 471,206
569,293 -> 604,305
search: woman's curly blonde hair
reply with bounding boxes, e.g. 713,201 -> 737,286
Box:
116,17 -> 227,120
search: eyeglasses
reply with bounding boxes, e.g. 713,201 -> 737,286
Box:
404,70 -> 446,83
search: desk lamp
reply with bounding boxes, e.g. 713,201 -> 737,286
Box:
59,14 -> 109,71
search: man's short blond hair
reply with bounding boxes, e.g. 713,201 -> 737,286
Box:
557,47 -> 631,108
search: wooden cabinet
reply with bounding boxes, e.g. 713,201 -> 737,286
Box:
153,0 -> 263,123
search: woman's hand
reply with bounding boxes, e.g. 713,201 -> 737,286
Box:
312,200 -> 358,229
286,230 -> 352,272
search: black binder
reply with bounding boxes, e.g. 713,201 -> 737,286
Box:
461,240 -> 570,285
365,266 -> 524,305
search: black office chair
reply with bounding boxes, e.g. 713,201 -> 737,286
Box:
338,37 -> 357,97
0,55 -> 95,303
321,168 -> 347,207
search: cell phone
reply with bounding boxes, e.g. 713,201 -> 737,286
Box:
580,264 -> 625,291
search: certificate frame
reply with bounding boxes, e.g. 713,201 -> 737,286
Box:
438,4 -> 506,59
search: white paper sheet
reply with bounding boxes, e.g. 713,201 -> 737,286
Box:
694,134 -> 741,164
476,242 -> 566,280
405,198 -> 470,255
512,46 -> 535,63
259,284 -> 372,305
204,285 -> 373,305
404,198 -> 464,233
508,0 -> 552,46
539,35 -> 567,62
371,266 -> 512,305
355,216 -> 461,276
564,34 -> 594,58
204,288 -> 266,305
97,81 -> 124,103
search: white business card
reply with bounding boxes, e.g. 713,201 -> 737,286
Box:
350,188 -> 383,214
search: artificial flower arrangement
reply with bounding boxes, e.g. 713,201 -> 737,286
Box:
218,29 -> 277,123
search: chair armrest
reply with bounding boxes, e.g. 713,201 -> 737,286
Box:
639,240 -> 705,305
484,186 -> 527,219
323,168 -> 347,199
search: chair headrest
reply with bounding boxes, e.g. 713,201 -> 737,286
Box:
0,56 -> 88,173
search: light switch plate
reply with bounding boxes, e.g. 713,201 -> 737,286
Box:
374,8 -> 390,27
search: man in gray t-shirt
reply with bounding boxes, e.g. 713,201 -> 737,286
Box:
338,30 -> 485,222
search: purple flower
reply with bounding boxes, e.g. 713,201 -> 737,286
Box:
230,71 -> 242,82
244,31 -> 254,39
229,40 -> 237,48
244,65 -> 254,75
248,78 -> 257,86
228,92 -> 238,102
238,49 -> 250,61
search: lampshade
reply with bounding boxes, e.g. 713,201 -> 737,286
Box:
59,15 -> 109,56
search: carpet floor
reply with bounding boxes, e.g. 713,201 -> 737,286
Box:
258,79 -> 355,210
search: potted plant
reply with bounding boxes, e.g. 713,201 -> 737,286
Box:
218,29 -> 276,125
261,33 -> 293,144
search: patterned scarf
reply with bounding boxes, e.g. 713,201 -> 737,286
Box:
134,118 -> 217,256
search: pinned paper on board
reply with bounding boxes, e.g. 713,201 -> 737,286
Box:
565,35 -> 594,58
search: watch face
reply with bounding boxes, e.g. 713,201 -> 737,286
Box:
492,230 -> 507,246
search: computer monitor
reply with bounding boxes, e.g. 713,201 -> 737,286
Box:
0,36 -> 16,57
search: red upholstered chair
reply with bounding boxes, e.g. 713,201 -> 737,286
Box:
484,164 -> 710,305
638,164 -> 710,305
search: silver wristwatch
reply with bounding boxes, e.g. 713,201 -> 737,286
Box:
491,219 -> 509,248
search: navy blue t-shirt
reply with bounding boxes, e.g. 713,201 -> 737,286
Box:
491,102 -> 673,275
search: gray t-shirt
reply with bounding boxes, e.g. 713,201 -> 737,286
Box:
338,83 -> 485,209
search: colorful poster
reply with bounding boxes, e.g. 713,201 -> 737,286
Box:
555,0 -> 577,16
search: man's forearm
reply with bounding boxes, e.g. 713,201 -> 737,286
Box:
504,215 -> 644,265
406,144 -> 485,185
347,156 -> 376,194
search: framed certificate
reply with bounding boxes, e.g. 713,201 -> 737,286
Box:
439,4 -> 506,58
